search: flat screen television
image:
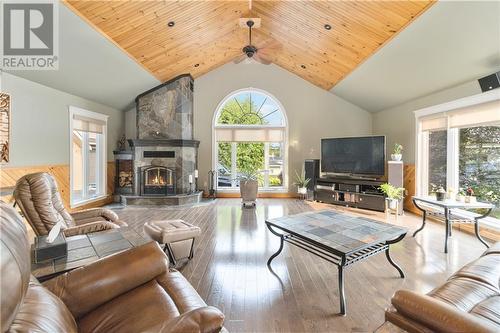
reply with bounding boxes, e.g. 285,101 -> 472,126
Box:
321,136 -> 386,177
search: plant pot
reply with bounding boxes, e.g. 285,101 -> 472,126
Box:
391,154 -> 402,161
456,194 -> 465,203
436,191 -> 446,201
298,187 -> 307,195
388,199 -> 398,210
465,196 -> 476,203
240,180 -> 258,204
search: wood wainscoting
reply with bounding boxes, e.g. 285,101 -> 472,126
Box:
0,162 -> 115,212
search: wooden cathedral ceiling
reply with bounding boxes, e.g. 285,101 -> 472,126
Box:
64,1 -> 435,90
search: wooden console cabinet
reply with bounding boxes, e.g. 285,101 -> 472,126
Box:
315,177 -> 385,212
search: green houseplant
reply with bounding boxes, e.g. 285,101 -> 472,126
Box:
379,183 -> 405,209
391,143 -> 403,161
293,169 -> 311,195
238,169 -> 260,207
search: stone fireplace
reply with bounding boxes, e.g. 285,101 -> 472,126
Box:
114,74 -> 201,205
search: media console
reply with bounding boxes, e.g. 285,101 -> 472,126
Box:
315,177 -> 385,212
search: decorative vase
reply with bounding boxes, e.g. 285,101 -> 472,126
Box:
391,154 -> 402,161
456,194 -> 466,203
298,187 -> 307,195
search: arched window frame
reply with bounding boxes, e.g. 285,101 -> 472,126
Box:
212,88 -> 289,192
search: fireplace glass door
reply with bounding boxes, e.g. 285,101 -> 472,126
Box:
143,167 -> 175,195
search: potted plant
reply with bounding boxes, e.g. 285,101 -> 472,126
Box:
465,187 -> 476,203
238,169 -> 260,207
293,169 -> 311,195
435,187 -> 446,201
391,143 -> 403,161
456,188 -> 466,202
379,183 -> 405,210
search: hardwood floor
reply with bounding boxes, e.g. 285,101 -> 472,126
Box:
113,198 -> 491,332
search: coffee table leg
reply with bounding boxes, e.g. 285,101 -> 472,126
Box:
444,208 -> 450,253
267,234 -> 284,267
474,209 -> 492,249
338,265 -> 346,316
412,199 -> 426,237
385,247 -> 405,278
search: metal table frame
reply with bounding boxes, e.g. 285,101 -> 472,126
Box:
266,221 -> 406,316
412,197 -> 493,253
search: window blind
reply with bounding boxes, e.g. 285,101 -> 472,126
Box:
448,100 -> 500,128
73,114 -> 106,134
215,127 -> 284,142
419,99 -> 500,132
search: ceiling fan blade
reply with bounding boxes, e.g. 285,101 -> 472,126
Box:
233,54 -> 247,64
253,52 -> 271,65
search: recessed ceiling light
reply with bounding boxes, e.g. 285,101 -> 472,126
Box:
167,21 -> 175,27
324,24 -> 332,30
301,64 -> 306,69
194,63 -> 200,67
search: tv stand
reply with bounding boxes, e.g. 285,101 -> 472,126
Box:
315,177 -> 385,212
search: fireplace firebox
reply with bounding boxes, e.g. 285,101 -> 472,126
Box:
141,166 -> 175,196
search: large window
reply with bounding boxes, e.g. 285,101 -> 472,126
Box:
416,95 -> 500,223
70,106 -> 107,206
213,89 -> 287,190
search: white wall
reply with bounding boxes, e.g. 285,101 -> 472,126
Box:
372,80 -> 483,163
1,72 -> 125,166
193,63 -> 372,191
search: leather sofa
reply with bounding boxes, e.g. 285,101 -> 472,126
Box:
13,172 -> 127,237
385,243 -> 500,333
0,201 -> 225,333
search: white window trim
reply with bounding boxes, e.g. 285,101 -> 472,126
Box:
69,106 -> 108,208
414,89 -> 500,230
212,87 -> 289,192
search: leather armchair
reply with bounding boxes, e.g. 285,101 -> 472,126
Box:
13,172 -> 127,237
0,201 -> 225,333
385,243 -> 500,333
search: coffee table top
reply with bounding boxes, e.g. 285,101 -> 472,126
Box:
31,228 -> 149,280
266,210 -> 407,256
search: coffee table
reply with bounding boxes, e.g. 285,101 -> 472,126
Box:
31,228 -> 148,282
266,210 -> 407,315
412,196 -> 494,253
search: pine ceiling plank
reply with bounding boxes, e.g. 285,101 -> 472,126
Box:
64,0 -> 435,88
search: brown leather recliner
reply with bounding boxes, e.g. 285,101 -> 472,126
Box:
0,201 -> 225,333
13,172 -> 127,237
385,243 -> 500,333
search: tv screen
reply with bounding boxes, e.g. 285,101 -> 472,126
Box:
321,136 -> 386,176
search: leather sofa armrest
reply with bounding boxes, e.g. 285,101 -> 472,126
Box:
160,306 -> 225,333
392,290 -> 499,333
44,242 -> 168,319
63,221 -> 117,236
71,208 -> 127,226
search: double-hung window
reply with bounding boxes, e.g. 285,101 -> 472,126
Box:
415,91 -> 500,225
70,106 -> 107,207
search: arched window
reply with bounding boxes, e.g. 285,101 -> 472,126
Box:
213,89 -> 288,190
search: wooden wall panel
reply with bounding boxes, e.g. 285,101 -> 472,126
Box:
403,164 -> 419,214
64,0 -> 435,90
0,162 -> 115,212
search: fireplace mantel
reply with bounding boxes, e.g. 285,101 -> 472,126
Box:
128,139 -> 200,148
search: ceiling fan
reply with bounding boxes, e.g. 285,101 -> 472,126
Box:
234,19 -> 280,65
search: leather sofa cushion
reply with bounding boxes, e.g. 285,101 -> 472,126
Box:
430,276 -> 498,313
483,242 -> 500,255
9,277 -> 77,333
452,254 -> 500,289
78,279 -> 180,333
78,271 -> 210,333
470,296 -> 500,326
